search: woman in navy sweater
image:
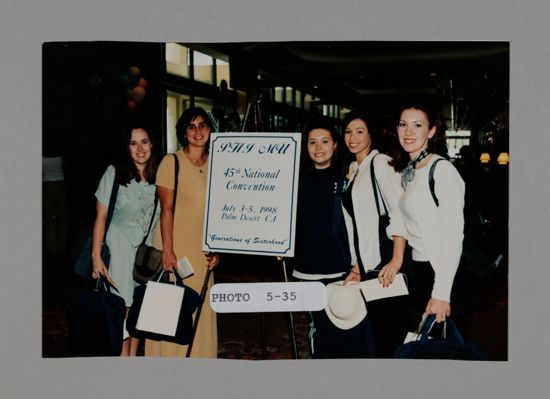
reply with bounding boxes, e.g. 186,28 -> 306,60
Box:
293,119 -> 374,358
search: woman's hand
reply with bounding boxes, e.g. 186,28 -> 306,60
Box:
377,258 -> 402,287
378,236 -> 406,287
344,264 -> 361,285
205,252 -> 220,270
425,298 -> 451,323
91,257 -> 108,280
162,250 -> 177,272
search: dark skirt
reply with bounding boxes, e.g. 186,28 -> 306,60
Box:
308,277 -> 375,359
405,260 -> 472,338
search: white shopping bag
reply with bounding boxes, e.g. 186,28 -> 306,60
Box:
360,273 -> 408,302
136,280 -> 185,337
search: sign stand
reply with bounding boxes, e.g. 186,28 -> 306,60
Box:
239,95 -> 299,360
280,257 -> 299,359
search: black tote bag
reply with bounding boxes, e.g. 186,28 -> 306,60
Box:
68,277 -> 126,356
126,271 -> 200,345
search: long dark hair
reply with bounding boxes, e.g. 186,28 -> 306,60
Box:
301,118 -> 344,175
175,107 -> 214,151
339,110 -> 382,168
389,100 -> 448,172
115,125 -> 158,185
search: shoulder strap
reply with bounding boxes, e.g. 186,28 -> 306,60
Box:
369,153 -> 389,216
173,153 -> 179,212
141,191 -> 159,244
141,154 -> 179,244
104,169 -> 119,235
428,158 -> 446,207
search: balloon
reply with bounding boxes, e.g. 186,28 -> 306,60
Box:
132,86 -> 146,102
126,89 -> 134,100
127,100 -> 138,109
128,66 -> 141,77
137,77 -> 148,89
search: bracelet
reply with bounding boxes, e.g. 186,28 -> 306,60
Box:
350,269 -> 360,275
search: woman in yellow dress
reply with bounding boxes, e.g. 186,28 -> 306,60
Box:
145,107 -> 219,358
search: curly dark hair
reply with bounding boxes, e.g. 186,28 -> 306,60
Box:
175,107 -> 214,150
115,125 -> 158,186
388,99 -> 448,172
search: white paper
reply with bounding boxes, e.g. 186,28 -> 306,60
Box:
136,281 -> 184,336
360,273 -> 408,302
176,256 -> 194,279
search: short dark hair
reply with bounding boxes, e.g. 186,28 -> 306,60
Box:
115,124 -> 158,185
175,107 -> 214,149
301,118 -> 344,175
389,99 -> 448,172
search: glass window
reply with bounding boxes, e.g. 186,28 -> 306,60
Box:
446,129 -> 471,159
165,43 -> 190,78
304,94 -> 317,112
216,58 -> 230,88
340,107 -> 351,120
194,96 -> 214,112
166,90 -> 191,153
274,87 -> 284,103
285,87 -> 293,106
193,50 -> 214,84
295,90 -> 302,108
194,97 -> 218,131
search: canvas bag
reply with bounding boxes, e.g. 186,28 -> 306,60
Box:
127,271 -> 200,344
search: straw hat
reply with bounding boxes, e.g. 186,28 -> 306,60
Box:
325,281 -> 367,330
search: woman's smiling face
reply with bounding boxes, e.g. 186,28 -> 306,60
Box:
185,115 -> 211,148
397,108 -> 436,160
307,128 -> 336,169
344,118 -> 371,164
129,128 -> 152,169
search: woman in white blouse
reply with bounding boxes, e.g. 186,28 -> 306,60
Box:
389,101 -> 465,325
340,110 -> 408,357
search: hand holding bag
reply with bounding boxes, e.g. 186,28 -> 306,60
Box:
394,314 -> 487,360
126,270 -> 200,345
73,174 -> 119,278
68,277 -> 126,356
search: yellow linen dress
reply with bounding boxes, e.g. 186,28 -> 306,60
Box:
144,150 -> 217,358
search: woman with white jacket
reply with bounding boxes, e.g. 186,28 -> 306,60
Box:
389,100 -> 465,326
341,110 -> 408,357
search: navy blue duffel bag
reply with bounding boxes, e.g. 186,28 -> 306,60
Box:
394,315 -> 487,360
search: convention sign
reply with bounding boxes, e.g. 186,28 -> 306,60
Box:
203,133 -> 301,256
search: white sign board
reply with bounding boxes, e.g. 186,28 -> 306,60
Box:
203,133 -> 301,256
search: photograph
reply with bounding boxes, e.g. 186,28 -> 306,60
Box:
5,0 -> 550,397
42,41 -> 509,361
